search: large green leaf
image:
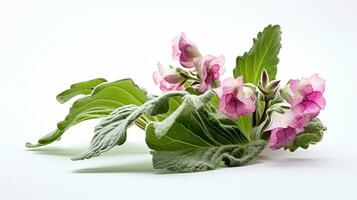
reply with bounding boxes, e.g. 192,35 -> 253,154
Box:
72,91 -> 213,160
56,78 -> 107,103
233,24 -> 282,84
72,91 -> 188,160
286,118 -> 326,152
146,104 -> 266,172
150,141 -> 266,173
26,78 -> 151,148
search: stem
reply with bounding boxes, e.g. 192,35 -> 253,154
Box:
176,68 -> 200,82
134,119 -> 146,130
260,96 -> 270,124
252,110 -> 257,127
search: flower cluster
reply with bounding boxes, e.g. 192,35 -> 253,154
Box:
153,33 -> 326,150
266,74 -> 326,149
153,33 -> 225,93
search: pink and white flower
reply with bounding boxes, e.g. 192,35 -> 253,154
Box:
282,74 -> 326,118
266,108 -> 309,149
172,33 -> 201,68
216,76 -> 256,119
152,63 -> 185,92
196,55 -> 225,93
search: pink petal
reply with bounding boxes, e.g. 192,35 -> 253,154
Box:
198,81 -> 209,93
164,74 -> 184,84
268,127 -> 297,149
179,54 -> 195,68
308,73 -> 325,93
221,77 -> 243,95
314,95 -> 326,110
299,83 -> 314,96
293,101 -> 320,118
235,99 -> 255,116
210,55 -> 225,67
203,55 -> 216,66
172,36 -> 180,60
153,71 -> 162,85
266,109 -> 296,131
224,93 -> 235,104
289,79 -> 300,92
306,91 -> 326,109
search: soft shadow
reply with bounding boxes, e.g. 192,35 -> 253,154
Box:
271,157 -> 327,166
245,155 -> 265,166
72,160 -> 159,173
245,150 -> 326,167
26,143 -> 148,157
26,146 -> 84,156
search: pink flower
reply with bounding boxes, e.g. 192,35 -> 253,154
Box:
268,127 -> 297,150
282,74 -> 326,118
216,76 -> 256,119
267,74 -> 326,150
266,108 -> 309,149
152,63 -> 185,92
172,33 -> 201,68
196,55 -> 225,93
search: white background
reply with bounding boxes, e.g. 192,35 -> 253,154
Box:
1,0 -> 356,199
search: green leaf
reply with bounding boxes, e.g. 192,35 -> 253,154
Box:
150,140 -> 266,173
56,78 -> 107,103
236,116 -> 252,140
146,104 -> 265,172
150,91 -> 215,138
72,91 -> 216,160
236,94 -> 265,140
26,78 -> 151,148
233,24 -> 282,84
286,118 -> 326,152
72,91 -> 188,160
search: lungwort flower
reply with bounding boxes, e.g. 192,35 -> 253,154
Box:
172,33 -> 201,68
152,63 -> 185,92
216,76 -> 256,119
195,55 -> 225,93
282,74 -> 326,118
266,108 -> 309,149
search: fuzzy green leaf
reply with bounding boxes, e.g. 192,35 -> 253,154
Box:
72,91 -> 216,160
150,91 -> 215,138
286,118 -> 326,152
146,104 -> 265,172
26,78 -> 151,148
233,24 -> 282,84
56,78 -> 107,103
150,140 -> 266,173
72,91 -> 188,160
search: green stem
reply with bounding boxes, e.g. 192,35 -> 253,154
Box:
260,96 -> 270,124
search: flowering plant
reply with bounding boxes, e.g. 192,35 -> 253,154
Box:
26,25 -> 326,173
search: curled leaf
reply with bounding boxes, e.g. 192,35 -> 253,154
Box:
72,91 -> 189,160
146,103 -> 265,172
56,78 -> 107,103
26,79 -> 151,148
286,118 -> 326,152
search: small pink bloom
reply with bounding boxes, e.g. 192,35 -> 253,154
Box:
266,109 -> 309,149
152,63 -> 185,92
172,33 -> 201,68
282,74 -> 326,118
268,127 -> 297,150
196,55 -> 225,93
217,76 -> 256,119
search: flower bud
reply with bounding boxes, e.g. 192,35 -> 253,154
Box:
258,70 -> 280,99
